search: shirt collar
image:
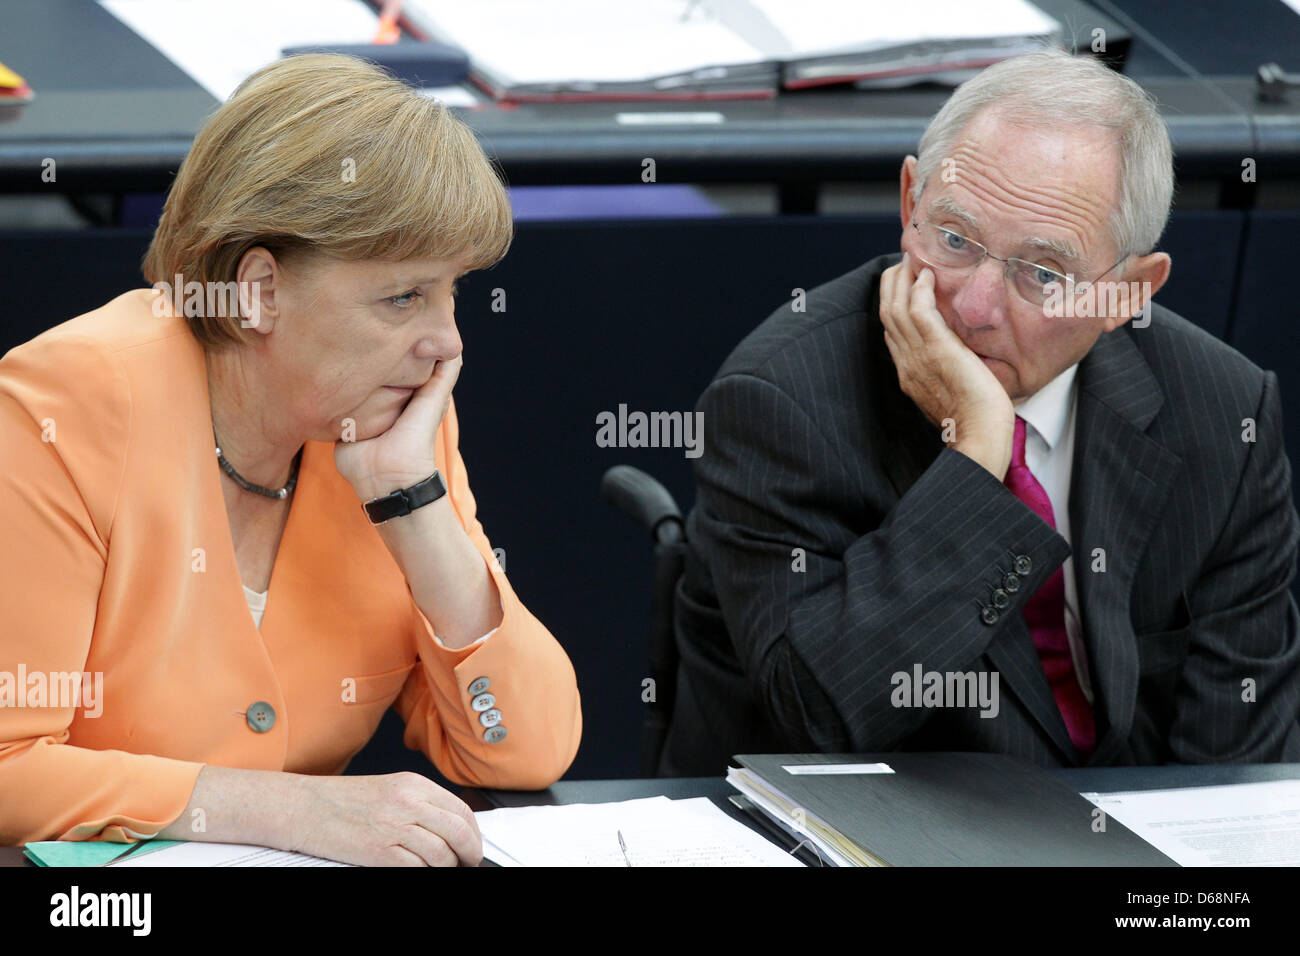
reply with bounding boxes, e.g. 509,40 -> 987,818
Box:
1013,362 -> 1079,452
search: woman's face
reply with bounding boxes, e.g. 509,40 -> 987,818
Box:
250,251 -> 468,444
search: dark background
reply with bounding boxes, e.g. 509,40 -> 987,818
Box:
2,0 -> 1300,782
0,206 -> 1280,780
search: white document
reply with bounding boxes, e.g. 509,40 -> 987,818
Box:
109,842 -> 351,866
742,0 -> 1059,57
100,0 -> 476,106
407,0 -> 1057,82
405,0 -> 767,85
475,795 -> 805,866
616,111 -> 726,125
1082,780 -> 1300,866
783,762 -> 894,775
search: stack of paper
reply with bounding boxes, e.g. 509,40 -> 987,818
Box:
405,0 -> 777,101
98,0 -> 478,107
1082,780 -> 1300,867
728,766 -> 877,866
402,0 -> 1062,101
476,796 -> 805,866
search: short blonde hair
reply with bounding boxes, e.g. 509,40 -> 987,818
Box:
143,53 -> 513,348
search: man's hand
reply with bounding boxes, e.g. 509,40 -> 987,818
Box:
879,253 -> 1015,479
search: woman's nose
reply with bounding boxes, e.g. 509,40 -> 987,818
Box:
414,323 -> 462,362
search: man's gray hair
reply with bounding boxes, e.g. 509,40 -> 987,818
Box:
912,48 -> 1174,260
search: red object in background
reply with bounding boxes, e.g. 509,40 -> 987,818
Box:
372,0 -> 402,44
0,63 -> 33,105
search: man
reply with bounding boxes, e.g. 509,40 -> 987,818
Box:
661,49 -> 1300,776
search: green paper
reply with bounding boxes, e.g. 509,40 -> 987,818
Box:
23,839 -> 184,867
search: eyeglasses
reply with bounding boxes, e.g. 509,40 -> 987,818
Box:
910,220 -> 1125,309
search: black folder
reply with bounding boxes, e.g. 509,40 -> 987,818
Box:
733,752 -> 1177,866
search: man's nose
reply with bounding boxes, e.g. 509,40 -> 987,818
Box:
951,256 -> 1010,330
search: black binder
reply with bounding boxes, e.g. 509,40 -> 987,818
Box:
732,752 -> 1178,866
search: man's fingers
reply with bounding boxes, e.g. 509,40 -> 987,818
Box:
907,267 -> 949,343
899,249 -> 915,284
879,262 -> 897,331
882,325 -> 908,388
888,255 -> 924,348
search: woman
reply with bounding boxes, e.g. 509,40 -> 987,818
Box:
0,55 -> 581,866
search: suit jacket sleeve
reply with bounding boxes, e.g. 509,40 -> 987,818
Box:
0,336 -> 205,845
692,371 -> 1069,751
1169,369 -> 1300,761
393,398 -> 583,789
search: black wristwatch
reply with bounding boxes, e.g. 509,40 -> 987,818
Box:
362,471 -> 448,524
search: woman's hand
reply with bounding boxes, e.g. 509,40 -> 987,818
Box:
334,355 -> 463,502
156,765 -> 483,867
330,349 -> 501,645
286,771 -> 483,867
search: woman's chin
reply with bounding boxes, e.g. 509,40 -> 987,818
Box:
312,409 -> 398,444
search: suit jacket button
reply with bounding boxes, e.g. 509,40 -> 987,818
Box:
467,676 -> 490,696
980,606 -> 999,626
1003,573 -> 1020,592
991,588 -> 1010,609
1014,554 -> 1033,575
471,692 -> 496,712
479,708 -> 503,728
484,725 -> 508,743
246,701 -> 275,733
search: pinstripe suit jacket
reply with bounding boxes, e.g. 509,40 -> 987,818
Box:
660,252 -> 1300,776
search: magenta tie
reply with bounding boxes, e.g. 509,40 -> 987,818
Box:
1004,416 -> 1096,759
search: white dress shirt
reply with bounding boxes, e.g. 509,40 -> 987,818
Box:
1012,363 -> 1094,705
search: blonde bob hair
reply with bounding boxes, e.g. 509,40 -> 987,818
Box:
143,53 -> 513,348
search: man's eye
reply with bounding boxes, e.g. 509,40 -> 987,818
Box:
389,290 -> 422,307
1032,266 -> 1060,287
943,231 -> 966,250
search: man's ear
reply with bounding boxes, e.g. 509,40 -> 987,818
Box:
234,247 -> 280,336
899,155 -> 919,234
1102,251 -> 1172,332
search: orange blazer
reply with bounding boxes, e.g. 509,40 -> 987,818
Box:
0,290 -> 582,845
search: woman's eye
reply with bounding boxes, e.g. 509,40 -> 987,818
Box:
389,290 -> 422,307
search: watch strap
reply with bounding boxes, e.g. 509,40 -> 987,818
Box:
363,470 -> 447,524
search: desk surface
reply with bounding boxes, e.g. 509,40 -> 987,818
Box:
1,0 -> 1298,191
7,762 -> 1297,867
471,762 -> 1300,810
